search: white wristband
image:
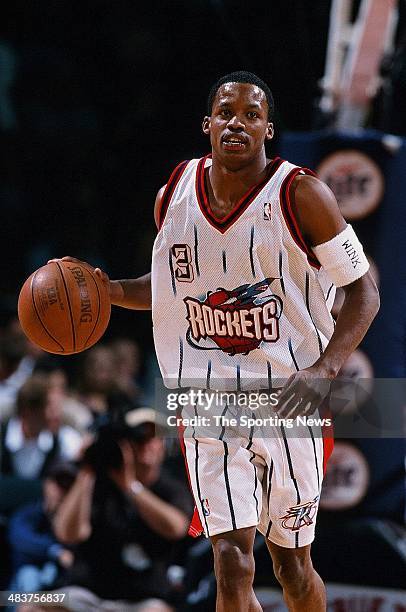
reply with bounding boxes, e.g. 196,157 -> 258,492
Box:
130,480 -> 145,496
312,224 -> 369,287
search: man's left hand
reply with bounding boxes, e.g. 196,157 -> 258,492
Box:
275,366 -> 333,418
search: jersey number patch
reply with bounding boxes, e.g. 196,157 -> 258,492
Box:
172,244 -> 194,282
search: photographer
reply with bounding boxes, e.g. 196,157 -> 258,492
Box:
22,408 -> 193,612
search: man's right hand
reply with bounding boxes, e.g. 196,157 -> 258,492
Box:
47,256 -> 124,303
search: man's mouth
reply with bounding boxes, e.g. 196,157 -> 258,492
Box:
222,136 -> 247,150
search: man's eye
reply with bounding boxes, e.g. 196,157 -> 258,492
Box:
248,112 -> 258,119
220,109 -> 231,117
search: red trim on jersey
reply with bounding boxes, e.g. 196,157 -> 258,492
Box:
195,154 -> 284,234
177,419 -> 204,537
321,405 -> 334,474
158,160 -> 189,230
279,167 -> 321,269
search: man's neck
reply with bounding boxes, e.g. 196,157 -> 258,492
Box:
208,150 -> 269,217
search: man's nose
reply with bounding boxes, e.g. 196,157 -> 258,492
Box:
227,114 -> 244,130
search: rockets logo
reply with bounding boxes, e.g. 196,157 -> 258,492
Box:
184,278 -> 283,356
280,497 -> 319,531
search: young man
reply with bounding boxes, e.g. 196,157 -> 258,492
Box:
54,71 -> 379,611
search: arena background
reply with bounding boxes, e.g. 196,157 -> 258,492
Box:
0,1 -> 405,610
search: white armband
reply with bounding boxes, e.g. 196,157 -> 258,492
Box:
312,224 -> 369,287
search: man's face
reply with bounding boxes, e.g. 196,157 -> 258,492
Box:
133,436 -> 165,470
203,82 -> 274,167
21,406 -> 46,437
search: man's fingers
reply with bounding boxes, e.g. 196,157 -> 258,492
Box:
277,389 -> 301,417
275,376 -> 297,409
48,256 -> 81,264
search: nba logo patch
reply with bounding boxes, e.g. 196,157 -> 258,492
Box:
263,202 -> 271,220
201,498 -> 210,517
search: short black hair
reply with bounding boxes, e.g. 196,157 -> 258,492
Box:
207,71 -> 274,121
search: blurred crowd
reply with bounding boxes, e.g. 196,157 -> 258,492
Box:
0,316 -> 196,611
1,300 -> 405,610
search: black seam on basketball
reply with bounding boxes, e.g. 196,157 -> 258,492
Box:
83,271 -> 102,349
55,262 -> 76,352
30,270 -> 65,352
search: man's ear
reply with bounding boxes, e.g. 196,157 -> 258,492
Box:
265,122 -> 274,141
202,116 -> 210,136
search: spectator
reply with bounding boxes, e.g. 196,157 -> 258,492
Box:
8,463 -> 77,594
25,409 -> 193,611
0,328 -> 35,420
1,375 -> 53,479
33,360 -> 93,435
77,345 -> 118,416
111,338 -> 141,402
43,369 -> 82,461
1,373 -> 81,482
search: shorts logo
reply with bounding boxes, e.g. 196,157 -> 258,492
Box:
280,496 -> 319,531
201,498 -> 210,517
184,278 -> 283,356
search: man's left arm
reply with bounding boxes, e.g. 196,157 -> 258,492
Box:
276,175 -> 380,417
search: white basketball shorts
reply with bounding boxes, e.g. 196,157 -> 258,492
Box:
182,396 -> 332,548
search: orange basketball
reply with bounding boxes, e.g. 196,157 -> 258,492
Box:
18,261 -> 111,355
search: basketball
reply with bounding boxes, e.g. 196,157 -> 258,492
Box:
18,261 -> 111,355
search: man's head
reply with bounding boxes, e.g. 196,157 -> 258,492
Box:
203,71 -> 274,168
207,71 -> 274,121
16,375 -> 49,437
126,408 -> 166,476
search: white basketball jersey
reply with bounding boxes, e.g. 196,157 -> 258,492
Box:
152,155 -> 336,390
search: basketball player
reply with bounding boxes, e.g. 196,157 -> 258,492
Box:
54,72 -> 379,611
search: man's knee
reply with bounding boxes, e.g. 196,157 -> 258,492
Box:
273,550 -> 314,599
213,538 -> 255,592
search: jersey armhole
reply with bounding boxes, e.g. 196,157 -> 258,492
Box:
279,167 -> 321,270
157,160 -> 190,230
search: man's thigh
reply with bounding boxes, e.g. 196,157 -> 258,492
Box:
184,435 -> 266,537
256,426 -> 323,549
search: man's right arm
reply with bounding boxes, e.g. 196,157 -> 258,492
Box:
53,468 -> 95,545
